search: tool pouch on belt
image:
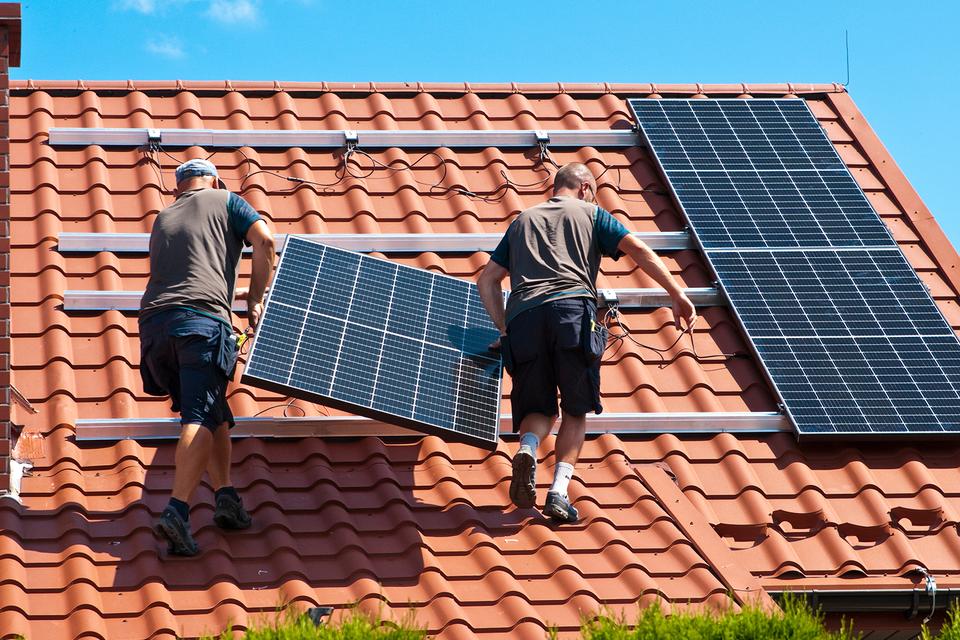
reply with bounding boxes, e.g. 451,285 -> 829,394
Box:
217,323 -> 239,380
582,300 -> 607,362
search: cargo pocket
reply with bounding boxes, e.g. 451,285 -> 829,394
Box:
554,300 -> 584,351
138,335 -> 167,396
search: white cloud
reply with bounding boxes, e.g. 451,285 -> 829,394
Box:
145,36 -> 186,59
118,0 -> 156,13
207,0 -> 259,24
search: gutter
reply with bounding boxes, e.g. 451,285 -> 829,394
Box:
769,580 -> 948,623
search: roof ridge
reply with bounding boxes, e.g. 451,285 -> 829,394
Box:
9,80 -> 848,96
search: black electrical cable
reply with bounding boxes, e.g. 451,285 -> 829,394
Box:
601,306 -> 742,367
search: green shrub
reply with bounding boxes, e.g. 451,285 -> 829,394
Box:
577,594 -> 859,640
198,605 -> 426,640
923,600 -> 960,640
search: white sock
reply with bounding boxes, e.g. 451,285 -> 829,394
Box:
519,432 -> 539,452
550,462 -> 574,497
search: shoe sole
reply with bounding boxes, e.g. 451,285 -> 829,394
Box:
509,450 -> 537,509
214,512 -> 252,530
543,503 -> 578,524
155,519 -> 199,556
543,496 -> 579,524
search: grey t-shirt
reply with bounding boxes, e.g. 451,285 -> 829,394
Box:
139,188 -> 263,325
491,195 -> 630,325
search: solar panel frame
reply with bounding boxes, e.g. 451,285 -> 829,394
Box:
242,236 -> 504,449
630,98 -> 960,439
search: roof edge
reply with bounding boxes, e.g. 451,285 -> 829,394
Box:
8,80 -> 848,96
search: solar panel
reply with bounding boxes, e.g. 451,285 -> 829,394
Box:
630,98 -> 960,437
629,99 -> 895,250
242,236 -> 503,449
754,336 -> 960,434
711,249 -> 953,339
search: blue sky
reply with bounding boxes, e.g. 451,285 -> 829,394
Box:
14,0 -> 960,249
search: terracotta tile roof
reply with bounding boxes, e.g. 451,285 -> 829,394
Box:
2,81 -> 959,638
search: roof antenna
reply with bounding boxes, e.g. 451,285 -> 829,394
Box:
843,29 -> 851,87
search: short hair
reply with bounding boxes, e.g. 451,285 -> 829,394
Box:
553,163 -> 595,192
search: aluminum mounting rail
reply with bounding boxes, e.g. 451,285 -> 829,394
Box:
74,411 -> 790,441
62,286 -> 724,312
48,127 -> 642,149
58,231 -> 693,254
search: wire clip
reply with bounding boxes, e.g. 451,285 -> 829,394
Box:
146,128 -> 161,148
598,289 -> 619,308
344,130 -> 358,150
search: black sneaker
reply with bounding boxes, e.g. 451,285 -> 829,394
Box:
213,493 -> 252,530
509,445 -> 537,509
543,491 -> 579,523
156,506 -> 199,556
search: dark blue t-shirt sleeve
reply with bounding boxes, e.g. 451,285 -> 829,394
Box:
595,206 -> 630,259
227,192 -> 263,244
490,229 -> 511,269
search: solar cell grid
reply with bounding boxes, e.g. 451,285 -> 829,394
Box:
631,98 -> 960,437
243,236 -> 503,449
711,249 -> 953,339
630,99 -> 894,249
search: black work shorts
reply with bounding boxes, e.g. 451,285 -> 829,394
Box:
139,308 -> 238,431
503,298 -> 603,431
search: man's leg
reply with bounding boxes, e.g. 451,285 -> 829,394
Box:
543,413 -> 586,523
157,423 -> 212,556
554,412 -> 587,466
209,422 -> 252,530
510,412 -> 556,509
172,423 -> 213,501
207,422 -> 231,491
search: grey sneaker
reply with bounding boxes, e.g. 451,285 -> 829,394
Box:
156,507 -> 199,556
213,493 -> 252,530
509,445 -> 537,509
543,491 -> 579,523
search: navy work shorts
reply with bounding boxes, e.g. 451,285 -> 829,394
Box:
139,308 -> 238,431
503,298 -> 603,431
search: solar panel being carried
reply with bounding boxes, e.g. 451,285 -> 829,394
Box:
630,98 -> 960,436
242,236 -> 503,449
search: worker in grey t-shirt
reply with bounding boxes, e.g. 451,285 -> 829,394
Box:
139,159 -> 276,556
478,163 -> 696,523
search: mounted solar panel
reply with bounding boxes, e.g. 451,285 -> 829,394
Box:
630,98 -> 960,436
242,236 -> 503,449
629,99 -> 896,250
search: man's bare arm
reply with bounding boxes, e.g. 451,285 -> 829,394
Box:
477,260 -> 509,337
617,233 -> 697,330
244,220 -> 276,330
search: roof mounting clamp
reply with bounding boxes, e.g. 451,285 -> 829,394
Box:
146,128 -> 161,147
534,130 -> 550,144
344,130 -> 358,147
599,288 -> 619,307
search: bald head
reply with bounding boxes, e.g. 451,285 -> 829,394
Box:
553,162 -> 598,203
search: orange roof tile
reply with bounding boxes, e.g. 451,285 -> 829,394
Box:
3,81 -> 959,638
